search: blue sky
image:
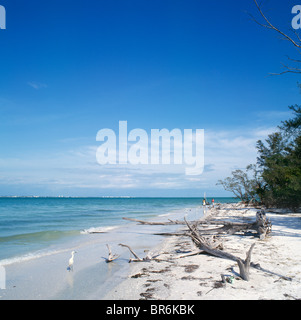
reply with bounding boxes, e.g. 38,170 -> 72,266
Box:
0,0 -> 300,197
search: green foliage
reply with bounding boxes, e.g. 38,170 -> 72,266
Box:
279,105 -> 301,138
256,107 -> 301,211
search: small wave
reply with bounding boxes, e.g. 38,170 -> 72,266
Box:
0,247 -> 70,267
0,230 -> 80,244
80,226 -> 119,234
158,213 -> 173,217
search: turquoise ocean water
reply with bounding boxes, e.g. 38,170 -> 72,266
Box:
0,197 -> 238,263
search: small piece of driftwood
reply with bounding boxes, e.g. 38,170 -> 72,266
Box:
119,243 -> 149,262
118,243 -> 164,263
105,244 -> 119,263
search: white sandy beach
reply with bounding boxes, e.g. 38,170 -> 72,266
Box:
104,203 -> 301,300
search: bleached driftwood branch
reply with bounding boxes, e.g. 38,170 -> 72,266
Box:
184,217 -> 255,281
125,209 -> 272,240
122,217 -> 188,225
105,244 -> 119,263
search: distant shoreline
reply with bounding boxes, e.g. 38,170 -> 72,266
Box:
0,196 -> 238,199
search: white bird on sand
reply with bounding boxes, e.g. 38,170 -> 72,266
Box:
67,251 -> 77,271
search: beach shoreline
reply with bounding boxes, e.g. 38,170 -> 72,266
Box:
0,203 -> 204,300
104,203 -> 301,300
1,201 -> 300,300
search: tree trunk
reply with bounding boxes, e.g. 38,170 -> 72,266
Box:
237,243 -> 255,281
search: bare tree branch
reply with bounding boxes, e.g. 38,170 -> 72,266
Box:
286,55 -> 301,64
253,0 -> 301,49
251,0 -> 301,75
269,63 -> 301,75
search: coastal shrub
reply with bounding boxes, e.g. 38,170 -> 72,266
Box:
256,106 -> 301,211
216,164 -> 262,204
217,106 -> 301,212
257,128 -> 301,211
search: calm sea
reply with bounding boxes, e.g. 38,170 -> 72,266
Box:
0,197 -> 238,263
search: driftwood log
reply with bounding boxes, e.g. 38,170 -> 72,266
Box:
184,217 -> 255,281
124,209 -> 272,240
122,217 -> 188,225
184,217 -> 291,281
194,210 -> 272,240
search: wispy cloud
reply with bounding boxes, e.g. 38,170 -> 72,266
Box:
256,110 -> 292,121
27,82 -> 48,90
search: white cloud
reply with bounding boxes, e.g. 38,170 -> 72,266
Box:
0,124 -> 277,195
252,127 -> 278,138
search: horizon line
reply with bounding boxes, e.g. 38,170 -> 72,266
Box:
0,195 -> 237,199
